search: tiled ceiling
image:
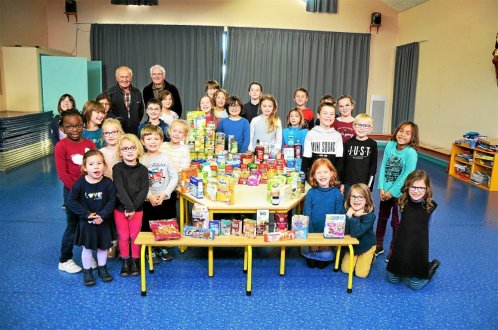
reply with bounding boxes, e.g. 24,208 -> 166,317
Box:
382,0 -> 429,12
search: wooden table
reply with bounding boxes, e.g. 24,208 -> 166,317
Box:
135,232 -> 358,296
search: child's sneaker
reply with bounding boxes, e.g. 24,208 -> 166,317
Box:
147,250 -> 160,264
374,245 -> 384,256
58,259 -> 82,273
158,248 -> 173,261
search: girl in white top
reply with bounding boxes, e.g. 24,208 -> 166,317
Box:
159,119 -> 191,173
99,118 -> 124,179
248,94 -> 282,151
159,91 -> 179,126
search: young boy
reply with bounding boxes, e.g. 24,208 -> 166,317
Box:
242,82 -> 263,124
302,102 -> 343,176
140,125 -> 178,262
339,113 -> 378,196
137,99 -> 170,141
294,88 -> 314,129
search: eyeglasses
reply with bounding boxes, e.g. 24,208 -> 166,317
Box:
350,195 -> 365,201
409,186 -> 427,192
103,131 -> 119,137
64,125 -> 83,131
120,146 -> 137,152
354,124 -> 371,129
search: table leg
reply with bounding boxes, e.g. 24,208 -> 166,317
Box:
147,245 -> 154,274
347,244 -> 354,293
246,246 -> 252,296
243,246 -> 248,274
208,246 -> 214,277
140,245 -> 147,296
280,246 -> 286,276
334,246 -> 342,272
179,196 -> 186,253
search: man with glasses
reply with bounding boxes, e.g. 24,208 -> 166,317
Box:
142,64 -> 183,118
105,66 -> 144,134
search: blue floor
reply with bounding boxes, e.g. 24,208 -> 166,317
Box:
0,153 -> 497,329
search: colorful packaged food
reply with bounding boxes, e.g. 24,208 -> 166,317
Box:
274,213 -> 288,231
192,203 -> 209,228
243,219 -> 257,238
323,214 -> 346,238
263,230 -> 296,242
256,210 -> 270,235
220,219 -> 232,236
216,175 -> 234,205
291,215 -> 309,239
209,220 -> 220,236
184,226 -> 215,240
231,219 -> 242,236
149,219 -> 181,241
190,176 -> 203,199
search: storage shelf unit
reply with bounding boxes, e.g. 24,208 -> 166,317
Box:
449,143 -> 498,191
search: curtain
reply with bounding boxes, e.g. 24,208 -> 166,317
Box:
391,42 -> 419,128
224,27 -> 370,120
90,24 -> 223,112
306,0 -> 338,13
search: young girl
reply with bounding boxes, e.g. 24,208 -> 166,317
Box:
159,91 -> 179,126
282,108 -> 308,146
137,99 -> 170,141
96,93 -> 115,119
205,80 -> 220,99
386,170 -> 439,290
302,158 -> 343,269
333,95 -> 356,142
248,94 -> 282,152
99,118 -> 124,179
99,118 -> 124,259
376,121 -> 419,260
67,150 -> 116,286
199,95 -> 218,127
217,96 -> 250,153
159,119 -> 191,173
55,109 -> 96,273
82,101 -> 105,149
341,183 -> 376,278
112,134 -> 149,277
213,89 -> 229,119
50,94 -> 76,146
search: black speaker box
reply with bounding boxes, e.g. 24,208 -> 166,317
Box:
371,12 -> 382,25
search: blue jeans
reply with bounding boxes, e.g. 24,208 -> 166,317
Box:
59,187 -> 79,263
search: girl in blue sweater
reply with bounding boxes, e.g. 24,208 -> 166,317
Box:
376,121 -> 419,261
217,96 -> 250,153
282,108 -> 308,146
341,183 -> 376,278
302,158 -> 343,269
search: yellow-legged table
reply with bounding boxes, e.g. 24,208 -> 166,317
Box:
135,232 -> 358,296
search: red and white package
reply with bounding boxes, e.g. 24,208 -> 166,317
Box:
149,219 -> 181,240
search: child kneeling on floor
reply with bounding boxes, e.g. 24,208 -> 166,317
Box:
386,170 -> 440,290
301,158 -> 343,269
341,183 -> 376,278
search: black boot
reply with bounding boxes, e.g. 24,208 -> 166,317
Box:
428,259 -> 441,280
98,265 -> 113,282
130,258 -> 140,276
120,258 -> 131,277
83,269 -> 96,286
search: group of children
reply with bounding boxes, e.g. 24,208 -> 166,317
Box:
54,102 -> 190,286
52,81 -> 440,290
